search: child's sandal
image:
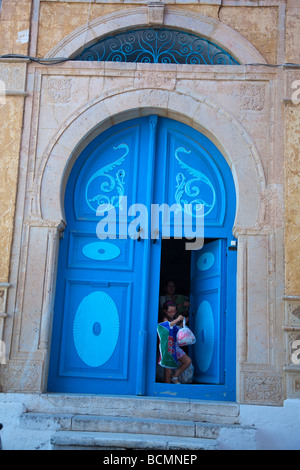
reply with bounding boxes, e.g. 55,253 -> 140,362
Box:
171,377 -> 180,384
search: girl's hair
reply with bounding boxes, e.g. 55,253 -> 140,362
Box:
163,300 -> 177,311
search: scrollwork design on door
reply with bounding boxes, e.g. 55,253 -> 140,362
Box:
175,147 -> 216,217
85,143 -> 129,212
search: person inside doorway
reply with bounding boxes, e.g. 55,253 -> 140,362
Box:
159,280 -> 190,317
157,301 -> 192,384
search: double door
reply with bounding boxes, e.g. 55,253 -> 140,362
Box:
48,116 -> 236,400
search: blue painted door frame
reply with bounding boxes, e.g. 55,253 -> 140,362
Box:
48,116 -> 237,400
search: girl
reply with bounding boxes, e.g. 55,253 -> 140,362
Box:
157,301 -> 192,384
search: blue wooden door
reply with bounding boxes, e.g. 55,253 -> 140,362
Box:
48,116 -> 236,399
190,239 -> 225,384
48,117 -> 157,394
146,118 -> 236,401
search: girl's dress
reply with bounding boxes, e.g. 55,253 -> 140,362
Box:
157,321 -> 186,369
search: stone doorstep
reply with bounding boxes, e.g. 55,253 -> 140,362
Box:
19,412 -> 250,440
19,408 -> 257,450
21,394 -> 241,424
50,431 -> 219,451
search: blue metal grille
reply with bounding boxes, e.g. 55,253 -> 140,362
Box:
75,29 -> 239,65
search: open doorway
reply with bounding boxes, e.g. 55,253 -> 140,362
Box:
156,237 -> 227,385
156,237 -> 192,383
159,238 -> 191,313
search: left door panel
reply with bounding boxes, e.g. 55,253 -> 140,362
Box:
48,118 -> 151,394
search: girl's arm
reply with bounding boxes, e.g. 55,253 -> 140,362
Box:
169,315 -> 184,327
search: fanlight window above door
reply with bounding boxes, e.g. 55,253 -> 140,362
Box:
75,28 -> 240,65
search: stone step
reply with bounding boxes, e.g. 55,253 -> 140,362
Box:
21,394 -> 240,424
73,415 -> 196,437
20,411 -> 250,440
72,415 -> 248,440
50,430 -> 219,450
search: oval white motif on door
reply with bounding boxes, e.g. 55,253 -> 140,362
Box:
82,241 -> 121,261
194,300 -> 214,373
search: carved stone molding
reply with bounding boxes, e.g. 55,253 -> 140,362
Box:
0,61 -> 27,94
47,77 -> 72,104
282,297 -> 300,398
233,83 -> 266,111
0,360 -> 43,393
134,71 -> 176,90
241,370 -> 283,405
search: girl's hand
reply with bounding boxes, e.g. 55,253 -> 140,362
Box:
169,315 -> 184,327
176,315 -> 184,323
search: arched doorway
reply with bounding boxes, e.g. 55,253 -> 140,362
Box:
47,115 -> 236,400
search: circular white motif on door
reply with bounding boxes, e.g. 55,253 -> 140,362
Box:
197,251 -> 215,271
73,291 -> 119,367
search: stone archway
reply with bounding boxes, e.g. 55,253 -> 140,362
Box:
34,84 -> 271,401
45,6 -> 267,66
38,87 -> 266,231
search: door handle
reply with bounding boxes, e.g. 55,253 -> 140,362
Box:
137,225 -> 142,242
152,229 -> 159,244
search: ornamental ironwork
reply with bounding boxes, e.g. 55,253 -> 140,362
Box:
75,28 -> 239,65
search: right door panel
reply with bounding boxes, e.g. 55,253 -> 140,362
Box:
190,239 -> 225,384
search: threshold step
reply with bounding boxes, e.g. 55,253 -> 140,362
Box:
20,412 -> 246,439
50,431 -> 218,450
23,394 -> 240,424
73,415 -> 195,437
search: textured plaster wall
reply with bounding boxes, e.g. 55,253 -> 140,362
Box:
0,0 -> 31,56
285,0 -> 300,295
37,3 -> 134,58
286,0 -> 300,64
0,0 -> 31,282
285,104 -> 300,295
36,2 -> 279,62
0,96 -> 24,282
219,6 -> 278,65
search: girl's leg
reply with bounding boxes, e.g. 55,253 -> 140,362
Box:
173,354 -> 191,379
164,368 -> 172,383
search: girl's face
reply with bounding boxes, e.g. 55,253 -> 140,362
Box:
165,306 -> 177,320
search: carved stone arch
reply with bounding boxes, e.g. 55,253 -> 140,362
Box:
45,7 -> 267,65
38,86 -> 267,235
